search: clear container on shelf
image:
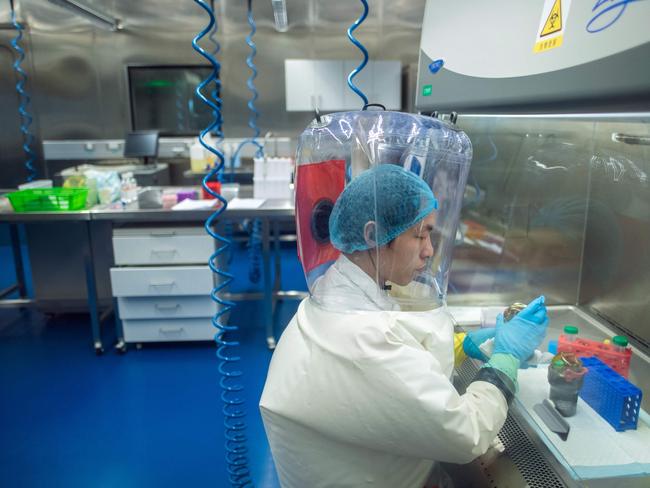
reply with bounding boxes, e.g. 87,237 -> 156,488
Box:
563,325 -> 579,342
120,172 -> 139,209
547,352 -> 588,417
190,139 -> 208,173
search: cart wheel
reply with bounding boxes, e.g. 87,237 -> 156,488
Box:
136,343 -> 143,350
115,341 -> 127,354
94,345 -> 104,355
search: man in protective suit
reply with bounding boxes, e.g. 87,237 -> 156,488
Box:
260,164 -> 548,488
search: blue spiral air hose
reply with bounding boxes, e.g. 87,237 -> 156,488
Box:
244,0 -> 261,148
247,219 -> 262,284
175,82 -> 186,132
346,0 -> 369,107
192,1 -> 253,486
208,0 -> 224,142
9,0 -> 37,182
230,0 -> 263,285
230,0 -> 264,172
208,0 -> 231,263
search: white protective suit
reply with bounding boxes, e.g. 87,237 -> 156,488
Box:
260,255 -> 509,488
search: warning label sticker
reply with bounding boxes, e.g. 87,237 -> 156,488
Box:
534,0 -> 572,53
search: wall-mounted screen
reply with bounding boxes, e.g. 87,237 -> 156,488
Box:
128,65 -> 219,136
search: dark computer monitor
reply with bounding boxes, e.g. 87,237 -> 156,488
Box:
127,65 -> 217,136
123,131 -> 159,165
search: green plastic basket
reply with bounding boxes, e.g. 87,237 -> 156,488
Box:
7,187 -> 89,212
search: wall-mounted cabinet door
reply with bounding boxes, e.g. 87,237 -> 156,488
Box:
285,59 -> 402,112
285,59 -> 316,111
372,61 -> 402,110
312,60 -> 344,111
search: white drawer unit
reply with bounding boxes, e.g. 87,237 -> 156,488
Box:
110,266 -> 213,297
117,296 -> 217,319
111,225 -> 220,346
112,227 -> 214,266
122,317 -> 216,342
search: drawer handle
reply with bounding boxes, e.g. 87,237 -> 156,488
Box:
159,327 -> 184,334
149,280 -> 176,288
155,303 -> 181,311
150,231 -> 177,237
151,248 -> 178,255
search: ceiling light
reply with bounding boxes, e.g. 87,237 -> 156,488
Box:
48,0 -> 122,32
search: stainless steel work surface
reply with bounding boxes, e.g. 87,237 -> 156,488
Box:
449,305 -> 650,487
90,198 -> 295,221
0,210 -> 91,222
453,305 -> 650,410
0,198 -> 294,223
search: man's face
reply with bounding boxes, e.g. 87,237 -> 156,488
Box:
379,211 -> 436,286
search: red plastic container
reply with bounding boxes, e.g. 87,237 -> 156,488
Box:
557,334 -> 632,378
202,181 -> 222,200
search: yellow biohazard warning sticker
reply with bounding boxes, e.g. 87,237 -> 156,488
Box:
541,0 -> 562,36
534,0 -> 572,53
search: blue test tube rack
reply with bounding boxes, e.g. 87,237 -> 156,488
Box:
579,357 -> 642,432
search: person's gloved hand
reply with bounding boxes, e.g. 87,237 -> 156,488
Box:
493,295 -> 549,363
463,328 -> 496,361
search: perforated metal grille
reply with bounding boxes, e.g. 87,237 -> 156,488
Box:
455,360 -> 567,488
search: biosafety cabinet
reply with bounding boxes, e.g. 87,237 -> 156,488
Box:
416,0 -> 650,113
416,1 -> 650,486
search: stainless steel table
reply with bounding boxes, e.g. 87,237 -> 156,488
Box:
0,209 -> 109,352
0,198 -> 300,353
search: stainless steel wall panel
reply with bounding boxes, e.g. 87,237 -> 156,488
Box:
579,118 -> 650,348
1,0 -> 426,185
383,0 -> 427,28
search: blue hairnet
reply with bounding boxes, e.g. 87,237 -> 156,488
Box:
329,164 -> 438,253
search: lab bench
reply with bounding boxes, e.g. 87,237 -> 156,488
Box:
448,306 -> 650,488
0,196 -> 300,354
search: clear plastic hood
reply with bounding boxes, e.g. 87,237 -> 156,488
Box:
294,110 -> 472,311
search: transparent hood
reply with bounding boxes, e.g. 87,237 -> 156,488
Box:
295,111 -> 472,311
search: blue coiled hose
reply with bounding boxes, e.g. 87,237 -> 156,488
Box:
247,219 -> 262,284
346,0 -> 369,107
244,0 -> 261,148
9,0 -> 37,182
208,0 -> 224,142
208,0 -> 230,258
192,2 -> 253,486
175,82 -> 186,132
230,0 -> 264,170
231,0 -> 263,285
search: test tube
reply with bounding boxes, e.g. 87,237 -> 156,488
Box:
563,325 -> 579,342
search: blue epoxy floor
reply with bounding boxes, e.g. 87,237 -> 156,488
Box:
0,303 -> 293,487
0,227 -> 303,487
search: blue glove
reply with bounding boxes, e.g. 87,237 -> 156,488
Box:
463,328 -> 496,361
493,295 -> 549,363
